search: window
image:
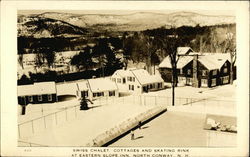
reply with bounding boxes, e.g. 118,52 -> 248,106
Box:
158,83 -> 162,88
150,84 -> 153,89
109,91 -> 115,96
123,78 -> 126,84
129,85 -> 134,91
127,77 -> 130,81
201,79 -> 207,86
97,92 -> 104,97
28,96 -> 33,102
180,69 -> 183,74
38,95 -> 42,101
212,70 -> 217,76
48,94 -> 52,101
187,78 -> 193,85
187,69 -> 191,75
152,84 -> 155,89
112,78 -> 116,82
202,70 -> 207,76
211,78 -> 216,86
127,77 -> 134,82
93,93 -> 97,97
224,68 -> 228,73
221,76 -> 229,84
137,86 -> 140,88
117,78 -> 121,83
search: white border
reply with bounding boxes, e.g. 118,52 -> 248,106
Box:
1,1 -> 249,156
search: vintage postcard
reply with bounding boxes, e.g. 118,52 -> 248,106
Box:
1,1 -> 249,157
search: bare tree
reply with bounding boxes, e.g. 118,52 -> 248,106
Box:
224,32 -> 236,84
158,30 -> 179,106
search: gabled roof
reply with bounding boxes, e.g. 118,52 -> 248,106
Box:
77,81 -> 89,91
131,69 -> 164,85
18,82 -> 56,96
159,56 -> 193,69
87,78 -> 117,92
198,54 -> 229,70
177,47 -> 193,55
113,69 -> 134,78
159,52 -> 231,70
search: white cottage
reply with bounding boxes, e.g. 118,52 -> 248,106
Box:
111,68 -> 164,94
18,82 -> 57,105
87,78 -> 118,100
76,81 -> 89,99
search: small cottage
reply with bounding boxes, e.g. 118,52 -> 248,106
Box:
18,82 -> 57,105
87,78 -> 118,100
76,81 -> 89,99
111,68 -> 164,94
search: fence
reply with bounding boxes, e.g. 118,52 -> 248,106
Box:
206,130 -> 237,147
18,95 -> 236,140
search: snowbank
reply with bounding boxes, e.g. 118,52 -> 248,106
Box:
85,106 -> 167,146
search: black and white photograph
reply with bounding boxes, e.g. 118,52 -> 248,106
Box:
1,1 -> 249,157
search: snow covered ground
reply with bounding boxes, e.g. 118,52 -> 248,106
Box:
110,111 -> 236,147
17,81 -> 236,146
18,96 -> 159,146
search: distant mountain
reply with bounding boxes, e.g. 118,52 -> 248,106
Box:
36,11 -> 235,31
18,15 -> 88,38
18,11 -> 235,37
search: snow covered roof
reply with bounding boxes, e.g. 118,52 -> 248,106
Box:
56,82 -> 78,96
18,82 -> 56,96
159,56 -> 193,69
177,47 -> 193,55
131,69 -> 164,85
198,54 -> 229,70
113,69 -> 134,78
159,53 -> 231,70
77,81 -> 89,91
87,78 -> 117,92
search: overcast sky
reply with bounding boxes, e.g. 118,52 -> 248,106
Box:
18,10 -> 235,16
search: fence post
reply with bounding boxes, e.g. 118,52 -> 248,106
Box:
55,112 -> 57,125
75,106 -> 77,117
140,95 -> 142,105
144,96 -> 146,106
65,109 -> 67,121
31,120 -> 34,134
18,125 -> 21,139
44,116 -> 46,129
155,96 -> 157,106
106,96 -> 108,105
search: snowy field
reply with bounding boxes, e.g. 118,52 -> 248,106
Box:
18,81 -> 237,146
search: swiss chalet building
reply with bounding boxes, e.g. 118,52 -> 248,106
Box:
159,47 -> 236,88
